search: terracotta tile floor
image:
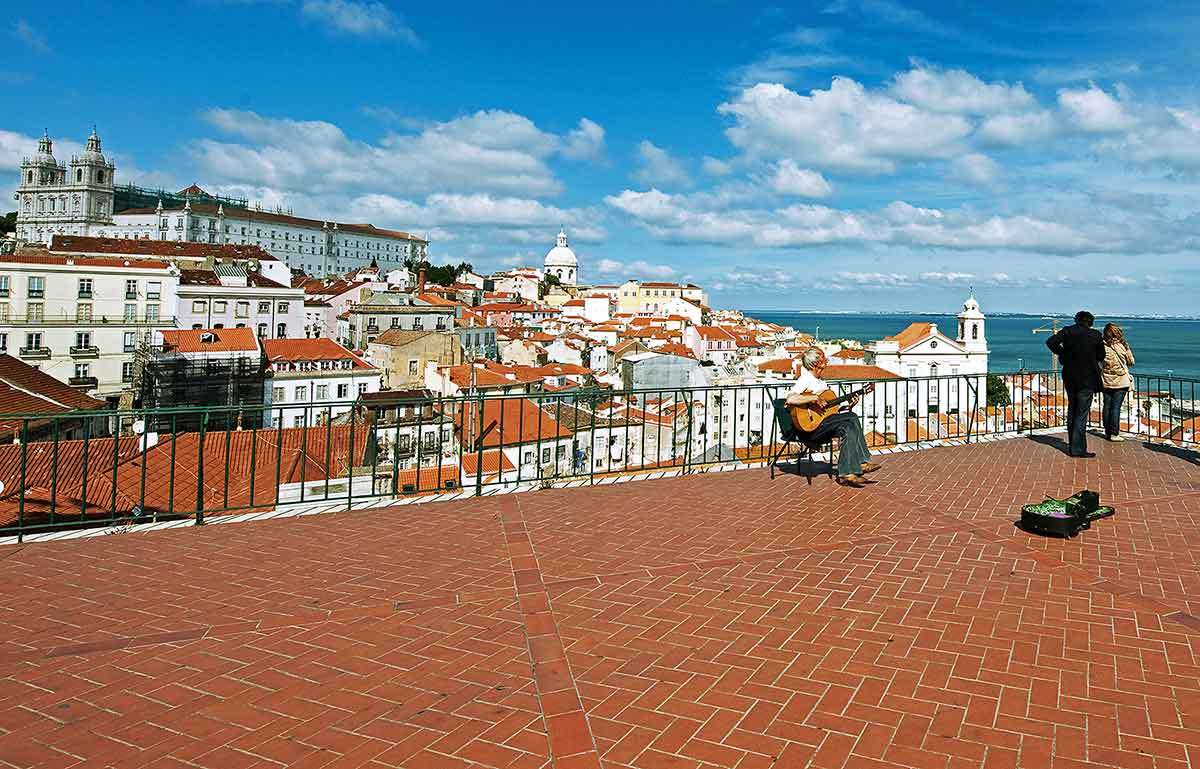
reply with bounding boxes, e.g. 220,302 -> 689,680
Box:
1,434 -> 1200,768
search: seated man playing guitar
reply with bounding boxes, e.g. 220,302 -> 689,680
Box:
784,348 -> 881,487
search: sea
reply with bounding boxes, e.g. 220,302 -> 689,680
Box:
750,311 -> 1200,380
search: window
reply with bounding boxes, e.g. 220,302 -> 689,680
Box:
257,323 -> 267,338
26,303 -> 43,322
121,362 -> 134,382
0,333 -> 6,352
74,363 -> 90,379
408,359 -> 419,375
235,301 -> 249,318
25,332 -> 42,350
337,383 -> 349,398
556,445 -> 566,460
76,304 -> 92,322
278,302 -> 289,313
541,448 -> 551,464
273,387 -> 286,403
0,276 -> 8,296
123,331 -> 136,352
357,383 -> 368,395
972,323 -> 978,340
146,281 -> 161,300
907,366 -> 917,378
78,278 -> 93,298
192,300 -> 207,313
75,331 -> 91,348
390,317 -> 400,328
295,386 -> 309,401
276,323 -> 287,338
293,415 -> 306,428
0,304 -> 7,322
213,301 -> 227,314
27,276 -> 45,299
145,304 -> 160,322
316,384 -> 329,399
125,279 -> 137,299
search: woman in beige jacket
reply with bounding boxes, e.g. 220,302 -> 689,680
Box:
1100,323 -> 1135,441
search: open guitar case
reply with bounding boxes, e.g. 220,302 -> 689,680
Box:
1020,490 -> 1115,538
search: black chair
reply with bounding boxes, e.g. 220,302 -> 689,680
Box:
769,397 -> 837,482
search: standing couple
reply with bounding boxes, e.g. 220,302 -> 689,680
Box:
1046,311 -> 1136,457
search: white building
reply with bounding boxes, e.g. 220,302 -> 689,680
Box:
11,132 -> 429,275
685,325 -> 738,365
13,130 -> 114,245
0,251 -> 179,402
867,295 -> 989,421
492,268 -> 542,303
263,338 -> 381,427
176,265 -> 305,339
543,228 -> 578,286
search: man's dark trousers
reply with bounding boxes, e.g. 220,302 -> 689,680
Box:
1065,387 -> 1094,456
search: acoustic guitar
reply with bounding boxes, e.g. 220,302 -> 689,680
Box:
789,384 -> 875,433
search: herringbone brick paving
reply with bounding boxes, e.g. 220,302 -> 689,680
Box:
1,435 -> 1198,768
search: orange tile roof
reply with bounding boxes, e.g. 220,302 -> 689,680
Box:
262,338 -> 373,369
160,328 -> 260,354
4,250 -> 171,270
50,234 -> 279,262
833,349 -> 866,360
884,322 -> 935,349
455,399 -> 572,448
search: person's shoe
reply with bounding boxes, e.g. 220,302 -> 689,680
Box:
1071,451 -> 1097,458
836,474 -> 867,487
860,462 -> 882,474
1108,435 -> 1125,442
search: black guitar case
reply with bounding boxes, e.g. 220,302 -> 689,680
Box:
1021,490 -> 1115,538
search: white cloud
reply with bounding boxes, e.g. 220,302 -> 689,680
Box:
832,272 -> 915,289
633,140 -> 692,188
15,19 -> 49,53
1102,274 -> 1137,286
702,156 -> 733,176
919,271 -> 976,284
718,78 -> 972,174
764,160 -> 832,197
595,257 -> 676,279
976,110 -> 1057,145
300,0 -> 420,43
352,192 -> 592,230
891,64 -> 1034,115
561,118 -> 606,161
950,153 -> 1000,187
1032,61 -> 1140,85
194,108 -> 601,198
1057,83 -> 1133,133
1114,107 -> 1200,170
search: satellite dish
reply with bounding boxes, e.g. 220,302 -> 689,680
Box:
132,420 -> 146,435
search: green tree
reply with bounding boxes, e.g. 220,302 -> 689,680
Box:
0,211 -> 15,235
986,374 -> 1011,407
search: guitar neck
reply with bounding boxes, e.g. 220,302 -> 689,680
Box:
825,387 -> 867,409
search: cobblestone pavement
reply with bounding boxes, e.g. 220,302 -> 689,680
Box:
1,435 -> 1199,768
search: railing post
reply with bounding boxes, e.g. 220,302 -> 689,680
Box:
17,420 -> 28,544
474,393 -> 485,497
195,411 -> 207,525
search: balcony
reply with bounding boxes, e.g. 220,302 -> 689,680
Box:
0,415 -> 1197,769
69,345 -> 100,358
67,375 -> 98,388
17,345 -> 51,359
77,290 -> 93,299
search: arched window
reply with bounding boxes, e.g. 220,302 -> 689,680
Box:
97,171 -> 105,183
971,323 -> 978,340
27,171 -> 33,184
76,169 -> 82,182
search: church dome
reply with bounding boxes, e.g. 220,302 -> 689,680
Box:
544,227 -> 578,269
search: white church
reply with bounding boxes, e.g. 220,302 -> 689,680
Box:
543,227 -> 578,286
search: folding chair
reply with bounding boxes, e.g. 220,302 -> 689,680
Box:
769,397 -> 837,482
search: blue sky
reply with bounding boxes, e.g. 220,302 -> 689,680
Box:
5,0 -> 1200,315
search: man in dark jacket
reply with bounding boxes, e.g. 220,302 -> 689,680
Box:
1046,311 -> 1105,457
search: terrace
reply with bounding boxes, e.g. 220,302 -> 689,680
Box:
1,434 -> 1199,769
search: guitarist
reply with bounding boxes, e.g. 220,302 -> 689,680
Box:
784,348 -> 881,487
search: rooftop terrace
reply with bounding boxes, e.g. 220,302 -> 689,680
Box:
1,433 -> 1199,768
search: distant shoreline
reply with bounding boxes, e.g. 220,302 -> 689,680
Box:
740,310 -> 1200,321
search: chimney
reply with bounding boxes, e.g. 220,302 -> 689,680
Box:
417,268 -> 426,295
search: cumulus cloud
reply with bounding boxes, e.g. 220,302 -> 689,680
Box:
194,108 -> 602,198
702,156 -> 733,176
891,64 -> 1034,115
764,160 -> 832,197
718,79 -> 972,174
633,140 -> 692,188
300,0 -> 420,43
950,153 -> 1001,187
976,109 -> 1057,145
1057,83 -> 1133,133
560,118 -> 606,161
605,188 -> 1133,254
1112,107 -> 1200,170
595,257 -> 676,279
351,192 -> 596,231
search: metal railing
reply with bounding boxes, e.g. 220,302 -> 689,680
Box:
0,370 -> 1195,541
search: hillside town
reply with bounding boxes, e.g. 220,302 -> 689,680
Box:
1,130 -> 1185,511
